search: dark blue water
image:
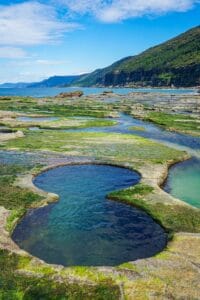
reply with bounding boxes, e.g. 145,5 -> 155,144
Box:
0,87 -> 195,97
12,165 -> 167,266
63,114 -> 200,208
0,126 -> 13,133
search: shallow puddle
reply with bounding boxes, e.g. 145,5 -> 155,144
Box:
17,116 -> 58,122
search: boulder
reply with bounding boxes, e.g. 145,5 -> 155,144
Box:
15,131 -> 24,138
56,91 -> 84,98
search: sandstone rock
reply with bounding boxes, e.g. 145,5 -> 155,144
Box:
56,91 -> 83,98
15,131 -> 24,138
47,192 -> 59,202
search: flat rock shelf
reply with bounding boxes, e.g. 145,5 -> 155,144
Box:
12,164 -> 167,266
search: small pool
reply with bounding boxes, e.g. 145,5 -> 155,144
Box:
0,126 -> 14,133
12,164 -> 167,266
164,157 -> 200,208
29,127 -> 41,131
17,116 -> 58,122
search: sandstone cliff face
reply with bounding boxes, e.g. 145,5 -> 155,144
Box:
97,64 -> 200,87
76,26 -> 200,87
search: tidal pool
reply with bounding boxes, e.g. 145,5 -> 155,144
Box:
12,164 -> 167,266
17,116 -> 58,122
164,157 -> 200,208
65,113 -> 200,153
0,126 -> 14,133
63,113 -> 200,208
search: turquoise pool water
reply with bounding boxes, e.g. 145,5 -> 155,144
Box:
12,165 -> 167,266
164,158 -> 200,208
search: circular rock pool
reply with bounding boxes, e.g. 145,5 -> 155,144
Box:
12,164 -> 167,266
164,157 -> 200,208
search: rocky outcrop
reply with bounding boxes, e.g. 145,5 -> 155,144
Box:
56,91 -> 84,98
0,130 -> 24,142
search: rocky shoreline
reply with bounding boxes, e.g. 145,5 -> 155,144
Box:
0,151 -> 199,298
0,92 -> 200,299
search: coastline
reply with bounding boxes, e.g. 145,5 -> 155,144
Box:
0,91 -> 200,298
0,151 -> 200,298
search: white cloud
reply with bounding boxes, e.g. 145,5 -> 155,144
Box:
61,0 -> 199,22
0,1 -> 79,46
0,47 -> 27,58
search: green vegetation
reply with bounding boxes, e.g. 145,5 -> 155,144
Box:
108,184 -> 154,199
76,26 -> 200,87
2,131 -> 184,164
117,262 -> 139,272
1,117 -> 117,131
0,165 -> 121,299
1,93 -> 200,298
108,184 -> 200,232
0,164 -> 42,211
128,126 -> 146,131
0,97 -> 117,118
27,103 -> 112,118
0,164 -> 43,233
0,164 -> 30,176
0,182 -> 38,211
145,112 -> 200,136
0,250 -> 120,300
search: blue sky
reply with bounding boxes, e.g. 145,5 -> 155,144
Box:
0,0 -> 199,83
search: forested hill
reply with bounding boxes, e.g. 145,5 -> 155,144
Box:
76,26 -> 200,87
29,75 -> 83,88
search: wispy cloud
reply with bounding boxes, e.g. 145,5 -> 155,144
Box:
0,1 -> 79,46
61,0 -> 199,22
0,47 -> 27,59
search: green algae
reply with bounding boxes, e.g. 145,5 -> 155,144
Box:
1,95 -> 200,299
108,185 -> 200,233
1,116 -> 117,131
3,131 -> 184,164
0,182 -> 42,211
117,262 -> 139,272
0,249 -> 120,300
0,96 -> 117,118
128,126 -> 146,131
0,164 -> 41,210
0,164 -> 43,234
145,111 -> 200,136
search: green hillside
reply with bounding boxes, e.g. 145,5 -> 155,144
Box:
76,26 -> 200,87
